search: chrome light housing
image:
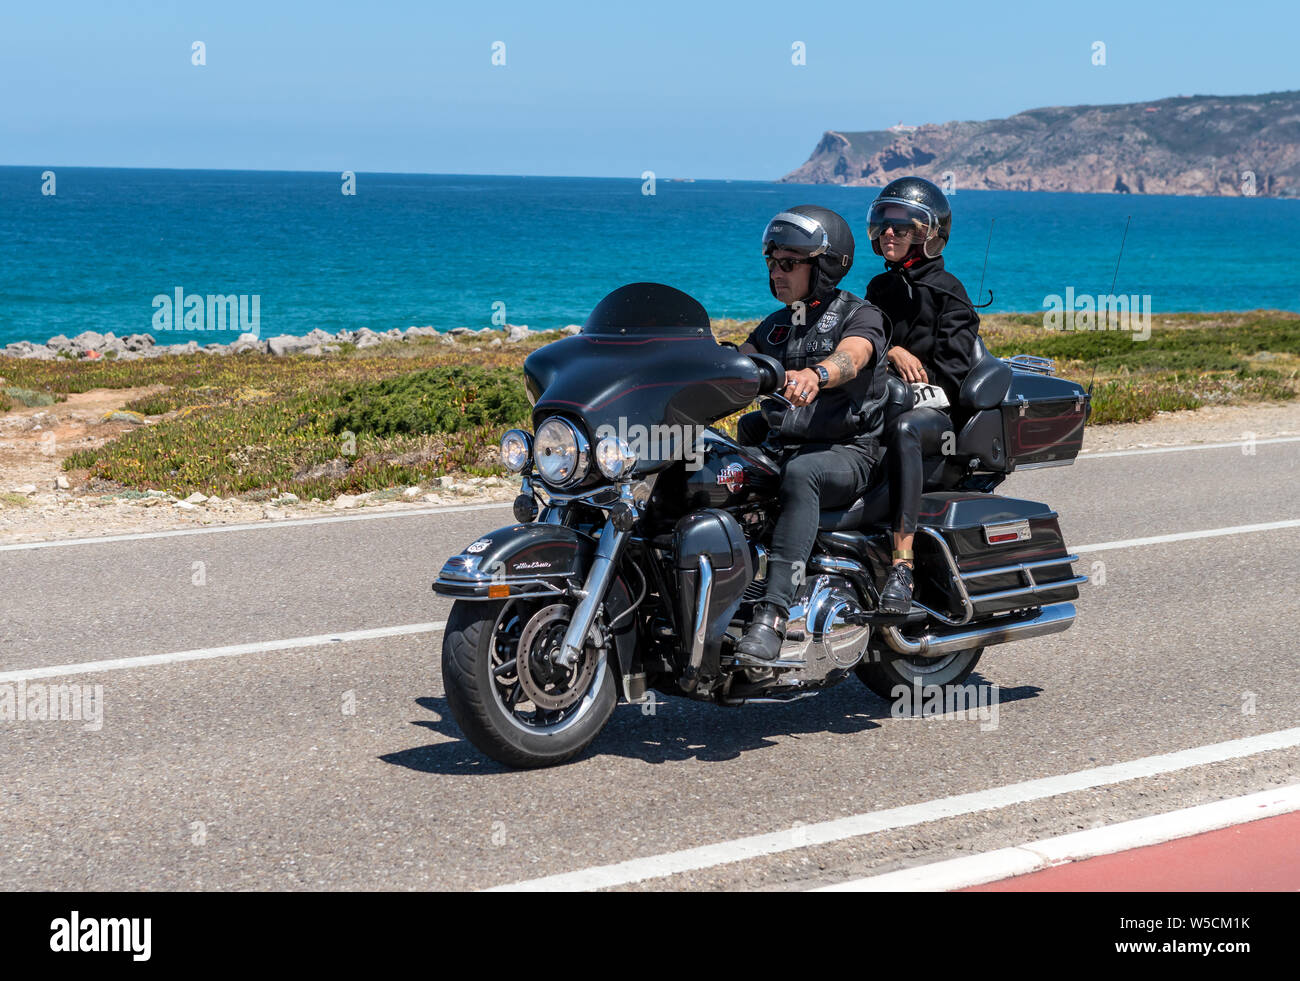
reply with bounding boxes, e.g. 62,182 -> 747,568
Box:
499,429 -> 533,473
534,417 -> 589,488
595,436 -> 637,480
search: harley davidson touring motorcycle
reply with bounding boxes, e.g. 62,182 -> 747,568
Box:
433,283 -> 1090,768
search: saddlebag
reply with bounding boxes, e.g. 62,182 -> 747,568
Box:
915,492 -> 1085,617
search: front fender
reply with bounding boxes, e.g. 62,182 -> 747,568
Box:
433,522 -> 593,599
433,522 -> 643,702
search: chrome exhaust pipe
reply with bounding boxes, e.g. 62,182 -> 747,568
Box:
883,602 -> 1076,658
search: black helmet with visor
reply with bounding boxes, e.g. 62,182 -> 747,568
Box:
866,177 -> 952,259
761,205 -> 854,299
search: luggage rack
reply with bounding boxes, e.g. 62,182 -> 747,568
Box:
1003,354 -> 1057,375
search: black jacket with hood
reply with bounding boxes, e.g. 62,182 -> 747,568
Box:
865,255 -> 980,408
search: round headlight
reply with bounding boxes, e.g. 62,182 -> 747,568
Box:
535,418 -> 589,488
499,429 -> 532,473
595,436 -> 637,480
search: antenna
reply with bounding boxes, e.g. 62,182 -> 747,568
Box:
1089,214 -> 1132,398
1111,215 -> 1132,295
974,218 -> 995,308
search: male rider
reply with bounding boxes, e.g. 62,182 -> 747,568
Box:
733,206 -> 890,663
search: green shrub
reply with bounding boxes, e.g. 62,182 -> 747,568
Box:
330,365 -> 531,438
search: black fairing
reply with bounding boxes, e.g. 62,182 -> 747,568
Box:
672,509 -> 754,683
523,284 -> 765,473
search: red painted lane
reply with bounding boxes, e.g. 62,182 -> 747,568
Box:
962,810 -> 1300,891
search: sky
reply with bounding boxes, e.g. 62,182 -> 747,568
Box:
2,0 -> 1296,179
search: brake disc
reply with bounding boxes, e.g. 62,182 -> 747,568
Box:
514,604 -> 598,712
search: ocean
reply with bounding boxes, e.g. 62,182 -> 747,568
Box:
1,166 -> 1298,348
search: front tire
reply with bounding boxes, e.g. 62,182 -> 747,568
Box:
441,598 -> 617,769
855,646 -> 984,702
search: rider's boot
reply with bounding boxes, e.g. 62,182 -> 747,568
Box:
735,602 -> 788,663
878,555 -> 915,615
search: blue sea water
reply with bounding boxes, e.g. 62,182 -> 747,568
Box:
1,166 -> 1298,347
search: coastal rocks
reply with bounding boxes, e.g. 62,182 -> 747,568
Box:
267,334 -> 317,356
561,325 -> 581,335
2,341 -> 56,360
4,322 -> 561,361
229,333 -> 268,355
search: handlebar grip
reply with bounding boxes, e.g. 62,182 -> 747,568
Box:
748,354 -> 786,396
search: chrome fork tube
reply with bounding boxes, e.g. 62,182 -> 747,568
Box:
554,516 -> 627,668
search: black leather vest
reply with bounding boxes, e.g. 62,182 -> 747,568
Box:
750,290 -> 889,450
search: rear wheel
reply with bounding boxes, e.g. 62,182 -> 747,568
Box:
854,646 -> 984,702
441,597 -> 617,769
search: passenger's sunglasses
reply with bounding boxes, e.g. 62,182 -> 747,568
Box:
765,255 -> 814,273
874,219 -> 920,239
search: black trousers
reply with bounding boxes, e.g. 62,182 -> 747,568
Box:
737,411 -> 875,611
764,444 -> 873,610
888,406 -> 954,536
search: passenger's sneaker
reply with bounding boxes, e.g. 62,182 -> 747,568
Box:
735,603 -> 788,662
878,562 -> 915,615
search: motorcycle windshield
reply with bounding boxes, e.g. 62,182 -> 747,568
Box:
523,284 -> 767,473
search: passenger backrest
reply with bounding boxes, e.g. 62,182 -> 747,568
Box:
883,373 -> 914,427
958,337 -> 1013,411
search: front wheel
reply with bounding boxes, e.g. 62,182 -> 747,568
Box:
441,598 -> 617,768
854,646 -> 984,702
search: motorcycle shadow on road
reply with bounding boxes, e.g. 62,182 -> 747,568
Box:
380,676 -> 1041,773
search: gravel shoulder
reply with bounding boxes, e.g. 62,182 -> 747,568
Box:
2,394 -> 1297,546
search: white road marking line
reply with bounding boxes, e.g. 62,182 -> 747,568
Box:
815,783 -> 1300,891
1074,518 -> 1300,554
486,728 -> 1300,891
3,434 -> 1297,553
0,621 -> 447,683
0,501 -> 514,552
1078,435 -> 1300,459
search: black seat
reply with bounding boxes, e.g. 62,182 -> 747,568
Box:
817,336 -> 1009,532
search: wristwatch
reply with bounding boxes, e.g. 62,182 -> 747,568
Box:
813,364 -> 830,387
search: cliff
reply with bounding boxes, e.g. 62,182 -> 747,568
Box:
780,91 -> 1300,196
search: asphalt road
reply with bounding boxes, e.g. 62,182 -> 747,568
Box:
1,438 -> 1297,890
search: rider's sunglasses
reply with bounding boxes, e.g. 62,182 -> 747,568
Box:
765,255 -> 814,273
876,218 -> 919,239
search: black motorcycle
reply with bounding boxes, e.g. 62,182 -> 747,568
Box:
433,283 -> 1089,768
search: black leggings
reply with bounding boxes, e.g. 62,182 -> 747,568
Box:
762,444 -> 873,611
889,406 -> 954,536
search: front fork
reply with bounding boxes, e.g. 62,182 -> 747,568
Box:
550,479 -> 651,668
554,516 -> 628,667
